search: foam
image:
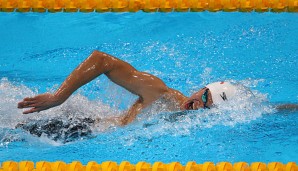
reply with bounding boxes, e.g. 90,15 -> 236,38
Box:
117,80 -> 275,145
0,78 -> 275,145
0,78 -> 122,144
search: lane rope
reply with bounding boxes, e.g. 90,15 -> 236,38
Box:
0,0 -> 297,12
0,161 -> 297,171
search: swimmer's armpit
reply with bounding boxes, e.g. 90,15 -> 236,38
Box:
275,104 -> 298,111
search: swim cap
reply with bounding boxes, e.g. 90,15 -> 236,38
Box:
206,82 -> 237,105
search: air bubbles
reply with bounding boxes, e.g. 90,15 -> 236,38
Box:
0,78 -> 123,144
117,80 -> 275,146
0,78 -> 276,145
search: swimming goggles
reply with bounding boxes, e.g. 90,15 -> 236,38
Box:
202,88 -> 210,109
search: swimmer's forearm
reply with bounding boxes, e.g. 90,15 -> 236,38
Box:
53,51 -> 112,102
120,99 -> 144,126
275,104 -> 298,111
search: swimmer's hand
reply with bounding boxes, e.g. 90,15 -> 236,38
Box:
17,93 -> 62,114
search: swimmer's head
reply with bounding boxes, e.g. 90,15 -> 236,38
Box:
182,81 -> 237,110
206,81 -> 237,105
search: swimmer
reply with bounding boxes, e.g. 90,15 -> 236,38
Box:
18,50 -> 298,126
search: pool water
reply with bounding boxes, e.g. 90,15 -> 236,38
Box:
0,12 -> 297,164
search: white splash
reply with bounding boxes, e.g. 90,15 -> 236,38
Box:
0,78 -> 123,145
117,80 -> 275,145
0,78 -> 275,146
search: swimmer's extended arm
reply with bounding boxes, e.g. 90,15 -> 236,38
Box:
275,104 -> 298,111
18,50 -> 170,115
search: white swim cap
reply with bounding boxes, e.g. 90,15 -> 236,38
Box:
206,82 -> 237,105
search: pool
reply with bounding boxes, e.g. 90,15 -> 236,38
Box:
0,12 -> 297,164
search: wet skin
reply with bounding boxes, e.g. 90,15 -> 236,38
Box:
18,50 -> 214,126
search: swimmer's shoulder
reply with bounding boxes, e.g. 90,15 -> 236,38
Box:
152,88 -> 187,111
166,88 -> 187,105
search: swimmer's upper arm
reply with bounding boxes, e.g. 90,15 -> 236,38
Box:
102,52 -> 168,98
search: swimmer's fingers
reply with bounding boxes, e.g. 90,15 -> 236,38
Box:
17,100 -> 37,108
22,105 -> 50,114
18,93 -> 61,114
23,97 -> 37,101
22,107 -> 41,114
18,94 -> 50,108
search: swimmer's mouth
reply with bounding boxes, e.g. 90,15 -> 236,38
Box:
185,101 -> 195,110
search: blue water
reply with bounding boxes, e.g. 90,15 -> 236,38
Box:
0,12 -> 298,164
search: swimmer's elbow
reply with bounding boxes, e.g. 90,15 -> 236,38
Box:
119,117 -> 133,126
119,113 -> 138,126
92,50 -> 109,58
119,120 -> 128,126
92,50 -> 102,55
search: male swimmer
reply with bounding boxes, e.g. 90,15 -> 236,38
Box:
18,50 -> 298,126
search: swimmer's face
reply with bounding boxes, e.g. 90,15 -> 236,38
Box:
181,87 -> 213,110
